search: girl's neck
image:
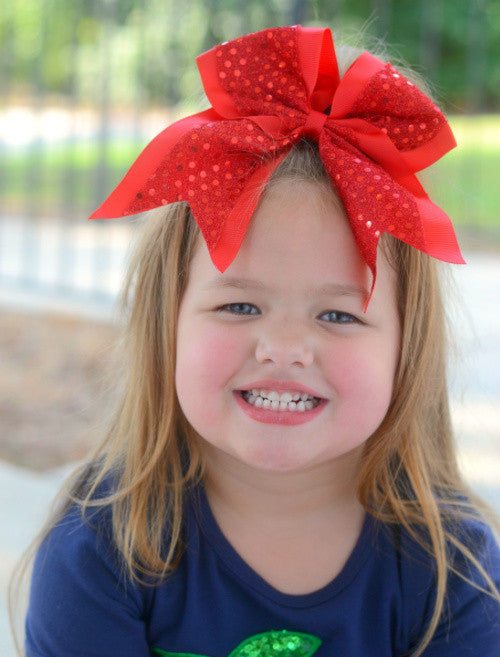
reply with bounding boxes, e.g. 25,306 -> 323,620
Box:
201,443 -> 363,528
200,444 -> 366,595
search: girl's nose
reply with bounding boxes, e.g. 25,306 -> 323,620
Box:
255,326 -> 314,369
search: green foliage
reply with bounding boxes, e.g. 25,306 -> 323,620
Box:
2,1 -> 497,235
2,115 -> 498,238
0,0 -> 497,109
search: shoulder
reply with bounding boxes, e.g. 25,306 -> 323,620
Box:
398,508 -> 500,572
31,468 -> 123,584
26,472 -> 153,656
395,512 -> 500,655
376,500 -> 500,582
28,488 -> 146,613
32,497 -> 117,585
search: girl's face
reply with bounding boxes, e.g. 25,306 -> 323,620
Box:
176,180 -> 401,475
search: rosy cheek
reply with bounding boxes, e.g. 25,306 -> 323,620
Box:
198,327 -> 243,370
324,344 -> 394,405
178,325 -> 246,392
323,344 -> 365,383
176,325 -> 246,431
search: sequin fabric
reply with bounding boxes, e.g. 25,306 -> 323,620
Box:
214,28 -> 307,129
97,25 -> 461,287
319,126 -> 425,269
348,63 -> 445,151
125,27 -> 307,256
125,118 -> 281,255
150,629 -> 322,657
229,630 -> 321,657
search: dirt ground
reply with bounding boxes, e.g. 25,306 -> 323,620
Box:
0,309 -> 120,472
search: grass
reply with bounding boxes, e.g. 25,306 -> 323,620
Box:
0,141 -> 143,215
428,115 -> 500,241
1,115 -> 499,241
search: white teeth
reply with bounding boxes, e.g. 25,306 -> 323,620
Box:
241,390 -> 321,412
247,389 -> 315,402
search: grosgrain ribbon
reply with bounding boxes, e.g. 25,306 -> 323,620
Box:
89,25 -> 464,299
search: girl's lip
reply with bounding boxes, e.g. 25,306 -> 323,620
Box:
233,390 -> 328,426
235,379 -> 326,400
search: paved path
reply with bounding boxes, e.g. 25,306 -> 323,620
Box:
1,251 -> 499,655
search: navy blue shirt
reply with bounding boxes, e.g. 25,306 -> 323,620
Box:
26,485 -> 500,656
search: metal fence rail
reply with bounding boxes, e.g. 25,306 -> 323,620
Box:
0,0 -> 495,311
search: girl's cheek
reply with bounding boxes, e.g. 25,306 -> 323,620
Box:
323,343 -> 368,379
324,343 -> 396,396
182,325 -> 247,375
176,324 -> 249,430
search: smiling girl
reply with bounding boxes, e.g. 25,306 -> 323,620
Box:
20,25 -> 499,657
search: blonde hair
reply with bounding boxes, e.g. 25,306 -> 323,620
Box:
10,45 -> 499,657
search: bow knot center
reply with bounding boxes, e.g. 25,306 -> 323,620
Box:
302,109 -> 328,141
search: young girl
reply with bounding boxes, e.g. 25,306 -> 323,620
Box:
20,25 -> 499,657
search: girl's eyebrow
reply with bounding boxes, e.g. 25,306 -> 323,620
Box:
204,276 -> 367,298
204,276 -> 266,291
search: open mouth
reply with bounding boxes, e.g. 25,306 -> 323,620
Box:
240,389 -> 323,412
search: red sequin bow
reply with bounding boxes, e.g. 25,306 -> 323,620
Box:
89,25 -> 464,293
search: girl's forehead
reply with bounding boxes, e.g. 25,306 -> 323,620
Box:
235,180 -> 365,275
189,179 -> 398,307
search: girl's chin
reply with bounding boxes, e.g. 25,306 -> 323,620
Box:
196,435 -> 307,474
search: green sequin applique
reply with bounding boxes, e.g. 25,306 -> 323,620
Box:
229,630 -> 321,657
151,651 -> 202,657
151,629 -> 322,657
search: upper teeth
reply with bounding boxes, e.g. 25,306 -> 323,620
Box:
251,389 -> 314,402
241,389 -> 320,412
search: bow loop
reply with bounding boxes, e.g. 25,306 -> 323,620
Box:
197,27 -> 313,123
331,53 -> 456,172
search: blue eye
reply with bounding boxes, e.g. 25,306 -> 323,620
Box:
319,310 -> 358,324
218,303 -> 260,315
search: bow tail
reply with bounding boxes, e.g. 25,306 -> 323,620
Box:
414,196 -> 465,264
319,134 -> 464,308
89,109 -> 220,221
91,104 -> 293,273
209,152 -> 289,271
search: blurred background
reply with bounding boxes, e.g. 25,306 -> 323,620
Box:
1,0 -> 499,653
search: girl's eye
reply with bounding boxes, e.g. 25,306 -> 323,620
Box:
318,310 -> 359,324
217,303 -> 260,316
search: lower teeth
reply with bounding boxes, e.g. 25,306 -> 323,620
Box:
241,391 -> 319,412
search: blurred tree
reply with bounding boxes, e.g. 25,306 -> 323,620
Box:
0,0 -> 497,110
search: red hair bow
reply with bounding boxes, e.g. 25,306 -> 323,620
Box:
89,25 -> 464,292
